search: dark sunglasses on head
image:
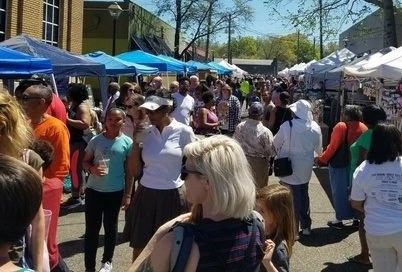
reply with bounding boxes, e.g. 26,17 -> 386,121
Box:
180,165 -> 203,180
19,78 -> 49,88
21,94 -> 44,101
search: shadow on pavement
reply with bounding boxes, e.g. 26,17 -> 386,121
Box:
59,205 -> 85,217
59,232 -> 127,259
313,167 -> 334,207
321,260 -> 372,272
298,226 -> 358,247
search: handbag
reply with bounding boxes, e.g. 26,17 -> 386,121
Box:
329,124 -> 349,168
274,120 -> 293,177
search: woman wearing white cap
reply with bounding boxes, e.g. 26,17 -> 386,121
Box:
124,91 -> 196,262
273,99 -> 322,237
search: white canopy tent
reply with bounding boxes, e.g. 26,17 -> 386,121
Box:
218,59 -> 248,78
343,47 -> 397,78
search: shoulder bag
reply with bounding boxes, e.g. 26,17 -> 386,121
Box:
274,120 -> 293,177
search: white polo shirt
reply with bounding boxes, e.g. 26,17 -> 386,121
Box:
170,92 -> 195,126
140,119 -> 196,190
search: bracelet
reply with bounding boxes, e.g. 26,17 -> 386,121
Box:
125,194 -> 131,198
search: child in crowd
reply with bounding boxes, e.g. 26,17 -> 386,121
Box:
0,154 -> 43,272
257,184 -> 296,272
82,108 -> 133,272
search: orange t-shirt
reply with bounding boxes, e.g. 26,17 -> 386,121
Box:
32,115 -> 70,180
319,121 -> 367,164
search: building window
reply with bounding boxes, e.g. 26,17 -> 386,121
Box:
0,0 -> 6,42
42,0 -> 59,46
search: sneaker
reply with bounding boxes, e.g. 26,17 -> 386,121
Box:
301,228 -> 311,236
327,220 -> 344,230
61,197 -> 81,209
79,195 -> 85,206
99,262 -> 112,272
351,219 -> 359,227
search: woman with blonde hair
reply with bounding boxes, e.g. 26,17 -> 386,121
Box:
122,93 -> 147,139
0,91 -> 46,272
129,135 -> 266,272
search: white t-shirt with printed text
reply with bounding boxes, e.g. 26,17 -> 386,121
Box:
351,157 -> 402,235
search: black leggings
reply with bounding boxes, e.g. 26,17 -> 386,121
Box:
84,188 -> 123,272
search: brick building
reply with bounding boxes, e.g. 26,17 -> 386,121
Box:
0,0 -> 83,54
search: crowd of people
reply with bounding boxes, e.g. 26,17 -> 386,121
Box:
0,73 -> 401,272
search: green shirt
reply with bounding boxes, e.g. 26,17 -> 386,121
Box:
349,129 -> 373,184
240,81 -> 250,96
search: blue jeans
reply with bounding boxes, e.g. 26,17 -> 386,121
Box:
282,182 -> 311,230
328,166 -> 354,220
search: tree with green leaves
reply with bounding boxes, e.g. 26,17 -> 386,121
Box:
263,0 -> 400,48
153,0 -> 253,59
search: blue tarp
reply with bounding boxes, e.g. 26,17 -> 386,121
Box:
208,62 -> 232,75
186,60 -> 214,71
0,35 -> 106,78
116,50 -> 185,73
0,46 -> 53,78
158,55 -> 197,74
84,51 -> 159,76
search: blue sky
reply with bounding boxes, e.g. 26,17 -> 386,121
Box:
133,0 -> 365,43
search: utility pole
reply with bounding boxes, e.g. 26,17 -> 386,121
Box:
297,30 -> 300,63
205,0 -> 213,61
319,0 -> 323,59
313,37 -> 316,58
227,14 -> 232,64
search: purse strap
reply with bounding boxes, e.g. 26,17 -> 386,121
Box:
288,120 -> 293,154
275,120 -> 293,156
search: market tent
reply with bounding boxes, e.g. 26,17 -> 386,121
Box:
186,60 -> 215,71
85,51 -> 159,76
0,46 -> 53,78
157,55 -> 197,74
343,47 -> 395,77
208,62 -> 232,75
305,48 -> 355,75
116,50 -> 184,73
231,64 -> 248,77
278,67 -> 289,78
0,35 -> 106,77
218,60 -> 237,71
344,46 -> 402,79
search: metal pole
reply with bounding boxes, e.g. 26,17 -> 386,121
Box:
319,0 -> 323,59
227,14 -> 232,64
112,18 -> 117,56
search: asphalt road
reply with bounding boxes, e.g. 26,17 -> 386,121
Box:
57,167 -> 373,272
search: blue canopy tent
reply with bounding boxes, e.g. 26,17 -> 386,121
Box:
158,55 -> 197,74
116,50 -> 185,73
84,51 -> 159,76
0,35 -> 106,78
0,35 -> 108,103
0,46 -> 53,78
186,60 -> 214,71
208,62 -> 232,75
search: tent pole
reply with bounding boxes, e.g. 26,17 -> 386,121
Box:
50,74 -> 59,96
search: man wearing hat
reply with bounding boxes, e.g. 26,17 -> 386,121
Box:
234,102 -> 274,189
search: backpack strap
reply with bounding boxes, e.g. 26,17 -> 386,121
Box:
239,211 -> 265,272
170,222 -> 195,272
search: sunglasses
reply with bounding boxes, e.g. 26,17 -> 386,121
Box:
19,78 -> 49,88
180,165 -> 203,180
21,94 -> 44,101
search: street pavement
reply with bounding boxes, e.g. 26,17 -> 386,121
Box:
57,167 -> 373,272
